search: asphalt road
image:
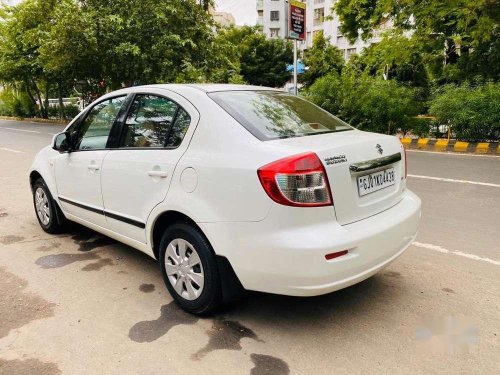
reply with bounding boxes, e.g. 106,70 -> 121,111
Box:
0,119 -> 499,375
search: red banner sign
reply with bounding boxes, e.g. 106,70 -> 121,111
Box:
288,0 -> 306,40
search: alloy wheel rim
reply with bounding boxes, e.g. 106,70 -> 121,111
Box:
35,187 -> 50,225
164,238 -> 204,301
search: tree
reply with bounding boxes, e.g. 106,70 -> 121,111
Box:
239,32 -> 293,87
76,0 -> 223,87
302,31 -> 344,88
0,0 -> 62,117
333,0 -> 500,83
214,26 -> 293,87
308,71 -> 421,135
348,33 -> 429,88
0,0 -> 232,115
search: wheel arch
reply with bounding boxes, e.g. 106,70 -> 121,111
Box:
150,210 -> 245,302
29,170 -> 43,192
150,210 -> 200,260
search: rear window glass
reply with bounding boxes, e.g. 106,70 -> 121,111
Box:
208,90 -> 353,141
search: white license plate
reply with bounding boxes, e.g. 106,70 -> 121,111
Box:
357,168 -> 395,196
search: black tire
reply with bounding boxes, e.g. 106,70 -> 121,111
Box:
159,222 -> 222,315
32,178 -> 66,234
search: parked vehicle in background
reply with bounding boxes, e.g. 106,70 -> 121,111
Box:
29,84 -> 421,314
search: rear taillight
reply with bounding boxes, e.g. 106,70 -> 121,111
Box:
257,152 -> 333,207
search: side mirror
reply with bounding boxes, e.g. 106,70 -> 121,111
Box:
53,132 -> 72,153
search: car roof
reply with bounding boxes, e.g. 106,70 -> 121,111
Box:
129,83 -> 282,94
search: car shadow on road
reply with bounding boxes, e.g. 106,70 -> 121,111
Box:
58,224 -> 406,332
220,273 -> 405,331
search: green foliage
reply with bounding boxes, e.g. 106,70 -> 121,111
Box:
348,33 -> 429,88
0,86 -> 36,117
302,31 -> 344,88
0,0 -> 236,117
429,82 -> 500,141
216,26 -> 292,87
46,103 -> 80,119
307,72 -> 421,135
333,0 -> 500,83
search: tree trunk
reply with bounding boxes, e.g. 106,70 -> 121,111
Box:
30,79 -> 45,118
43,84 -> 50,119
23,79 -> 37,112
58,82 -> 64,119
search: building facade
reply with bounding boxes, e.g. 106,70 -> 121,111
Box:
211,10 -> 236,28
305,0 -> 384,59
257,0 -> 384,60
257,0 -> 288,39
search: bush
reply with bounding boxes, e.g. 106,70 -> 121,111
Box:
429,82 -> 500,141
0,88 -> 36,117
46,103 -> 80,120
63,104 -> 79,119
307,72 -> 421,135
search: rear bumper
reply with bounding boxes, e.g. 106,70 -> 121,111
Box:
200,189 -> 421,296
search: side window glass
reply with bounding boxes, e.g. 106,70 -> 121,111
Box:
166,108 -> 191,147
74,96 -> 125,150
122,95 -> 178,148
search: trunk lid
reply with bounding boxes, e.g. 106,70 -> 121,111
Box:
269,130 -> 406,225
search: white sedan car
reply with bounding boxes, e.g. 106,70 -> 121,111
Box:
30,84 -> 421,314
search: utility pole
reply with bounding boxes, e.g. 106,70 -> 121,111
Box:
287,0 -> 306,96
293,40 -> 298,95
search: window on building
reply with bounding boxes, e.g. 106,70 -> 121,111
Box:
337,25 -> 343,36
336,36 -> 345,45
258,10 -> 263,17
313,8 -> 324,26
270,11 -> 279,21
270,28 -> 280,38
345,48 -> 357,59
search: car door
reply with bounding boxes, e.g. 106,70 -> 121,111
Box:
100,90 -> 199,243
54,95 -> 127,228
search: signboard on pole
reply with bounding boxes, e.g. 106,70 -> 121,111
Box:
288,0 -> 306,40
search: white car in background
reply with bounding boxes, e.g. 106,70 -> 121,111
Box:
30,84 -> 421,314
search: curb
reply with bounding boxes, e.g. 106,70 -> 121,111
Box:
0,116 -> 68,125
401,138 -> 500,155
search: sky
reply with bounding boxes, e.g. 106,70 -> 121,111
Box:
5,0 -> 258,26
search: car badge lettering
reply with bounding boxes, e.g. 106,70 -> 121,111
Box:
324,155 -> 347,165
376,144 -> 383,155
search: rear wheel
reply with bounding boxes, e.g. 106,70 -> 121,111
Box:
159,222 -> 222,314
32,178 -> 66,234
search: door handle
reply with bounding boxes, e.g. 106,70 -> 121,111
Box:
88,164 -> 100,171
148,170 -> 168,178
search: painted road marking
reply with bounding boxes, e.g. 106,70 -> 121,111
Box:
408,174 -> 500,188
413,242 -> 500,266
407,149 -> 499,158
0,127 -> 40,134
0,147 -> 24,154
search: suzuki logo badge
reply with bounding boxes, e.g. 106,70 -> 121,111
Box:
376,144 -> 383,155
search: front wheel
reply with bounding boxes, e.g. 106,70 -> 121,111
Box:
159,222 -> 222,315
32,178 -> 66,234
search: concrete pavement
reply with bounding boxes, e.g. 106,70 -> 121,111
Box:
0,120 -> 499,374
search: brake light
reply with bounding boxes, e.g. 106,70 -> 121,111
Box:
257,152 -> 333,207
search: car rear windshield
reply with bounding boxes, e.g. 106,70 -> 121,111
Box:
208,90 -> 353,141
